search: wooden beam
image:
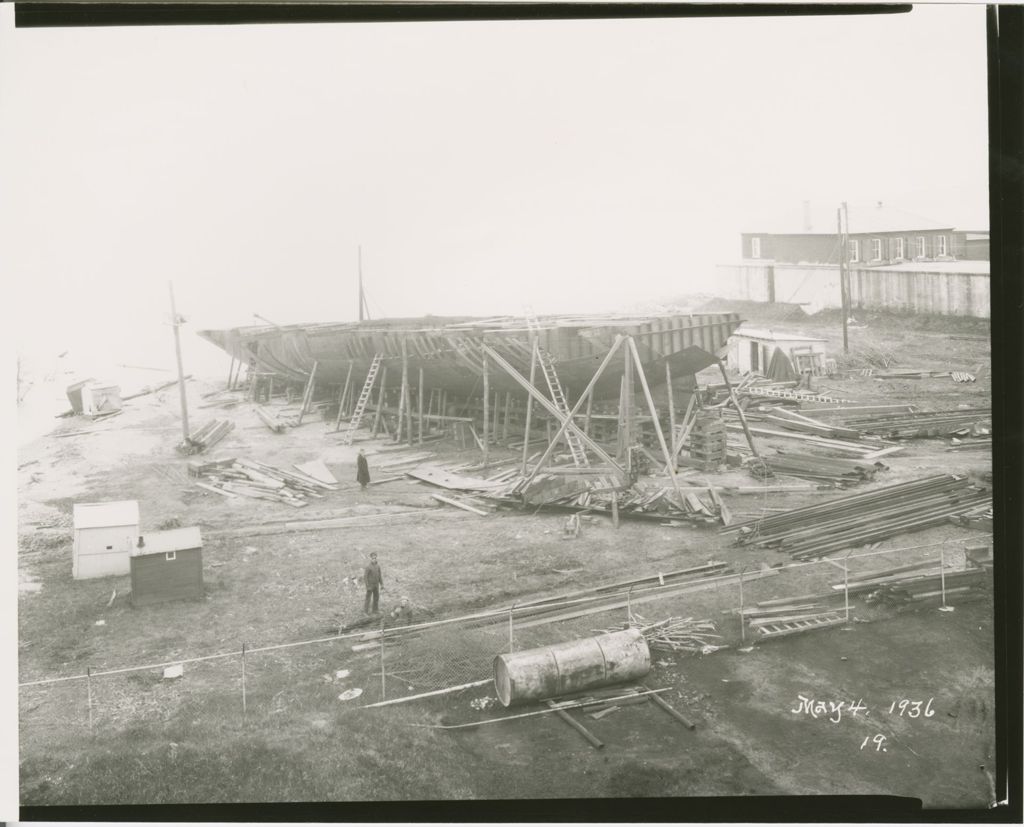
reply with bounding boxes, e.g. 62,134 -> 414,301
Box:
418,367 -> 425,446
544,700 -> 604,749
431,493 -> 489,516
521,335 -> 625,488
296,360 -> 318,425
334,362 -> 354,431
665,362 -> 676,454
396,342 -> 409,444
521,345 -> 537,474
480,343 -> 626,477
716,359 -> 759,458
482,352 -> 490,467
627,337 -> 688,511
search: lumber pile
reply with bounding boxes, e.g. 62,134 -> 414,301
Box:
750,450 -> 886,487
177,419 -> 235,455
596,613 -> 722,654
945,437 -> 991,452
722,474 -> 993,560
188,456 -> 337,506
852,564 -> 990,606
836,408 -> 991,439
255,406 -> 288,433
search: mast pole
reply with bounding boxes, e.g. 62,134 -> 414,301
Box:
168,281 -> 190,442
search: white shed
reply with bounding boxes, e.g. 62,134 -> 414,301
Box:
727,328 -> 828,376
72,500 -> 140,579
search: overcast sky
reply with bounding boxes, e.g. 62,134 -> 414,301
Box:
1,4 -> 988,380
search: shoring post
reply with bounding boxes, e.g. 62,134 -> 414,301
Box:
226,356 -> 236,390
611,491 -> 620,529
626,586 -> 633,623
508,604 -> 516,653
86,666 -> 94,730
521,346 -> 537,474
482,353 -> 490,468
379,618 -> 387,701
665,362 -> 677,454
418,367 -> 425,445
241,642 -> 248,718
738,568 -> 746,644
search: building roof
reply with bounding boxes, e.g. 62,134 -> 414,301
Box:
743,203 -> 955,236
73,500 -> 140,529
135,526 -> 202,555
730,327 -> 827,343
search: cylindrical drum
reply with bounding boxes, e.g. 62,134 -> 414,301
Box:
492,628 -> 650,707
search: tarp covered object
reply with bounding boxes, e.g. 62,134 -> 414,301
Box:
766,347 -> 798,382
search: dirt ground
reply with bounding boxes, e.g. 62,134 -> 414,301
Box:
16,309 -> 996,808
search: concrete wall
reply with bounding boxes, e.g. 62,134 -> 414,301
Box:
716,262 -> 990,318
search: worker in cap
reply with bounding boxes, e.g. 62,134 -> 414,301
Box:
363,552 -> 383,615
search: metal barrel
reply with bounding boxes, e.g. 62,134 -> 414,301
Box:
492,628 -> 650,708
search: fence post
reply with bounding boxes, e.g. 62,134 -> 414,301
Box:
939,547 -> 947,609
626,586 -> 633,624
379,618 -> 386,701
843,553 -> 851,623
738,567 -> 746,644
508,604 -> 515,653
241,642 -> 247,719
86,666 -> 93,730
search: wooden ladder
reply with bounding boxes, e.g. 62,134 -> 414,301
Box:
525,313 -> 589,468
341,354 -> 384,446
756,613 -> 844,638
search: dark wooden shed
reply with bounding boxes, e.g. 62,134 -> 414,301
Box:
130,526 -> 204,608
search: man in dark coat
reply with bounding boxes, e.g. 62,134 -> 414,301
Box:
356,449 -> 371,490
363,552 -> 383,614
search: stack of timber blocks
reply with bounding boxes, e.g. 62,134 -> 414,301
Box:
689,412 -> 727,471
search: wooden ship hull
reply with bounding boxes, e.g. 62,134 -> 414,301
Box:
197,312 -> 742,398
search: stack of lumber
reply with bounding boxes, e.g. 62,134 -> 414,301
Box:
869,368 -> 978,381
757,407 -> 864,441
844,559 -> 990,605
753,450 -> 885,486
836,408 -> 991,439
722,420 -> 896,459
722,474 -> 993,560
189,456 -> 337,506
177,419 -> 235,454
947,499 -> 994,529
945,437 -> 991,452
595,614 -> 722,654
951,371 -> 977,383
255,406 -> 292,432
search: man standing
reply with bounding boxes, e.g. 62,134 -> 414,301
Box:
363,552 -> 383,615
356,449 -> 371,490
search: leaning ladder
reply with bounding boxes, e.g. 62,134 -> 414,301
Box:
525,313 -> 589,467
341,353 -> 384,446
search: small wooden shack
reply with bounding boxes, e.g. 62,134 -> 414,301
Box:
72,500 -> 140,579
130,527 -> 204,608
727,328 -> 828,377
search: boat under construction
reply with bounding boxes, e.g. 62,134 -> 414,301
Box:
198,311 -> 743,400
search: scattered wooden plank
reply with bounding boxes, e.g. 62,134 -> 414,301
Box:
294,459 -> 338,485
544,700 -> 605,749
431,494 -> 490,516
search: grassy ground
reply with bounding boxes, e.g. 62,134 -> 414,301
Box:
17,310 -> 995,807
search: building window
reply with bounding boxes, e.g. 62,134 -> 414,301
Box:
871,238 -> 882,261
848,240 -> 860,262
891,237 -> 904,260
915,236 -> 926,258
750,237 -> 762,259
165,551 -> 176,561
936,235 -> 948,256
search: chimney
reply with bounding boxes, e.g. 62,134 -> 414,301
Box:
802,201 -> 812,232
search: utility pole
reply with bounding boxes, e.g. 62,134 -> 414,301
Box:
168,281 -> 190,442
837,206 -> 849,353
